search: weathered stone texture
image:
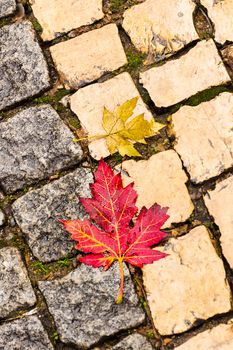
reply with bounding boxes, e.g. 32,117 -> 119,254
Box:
50,24 -> 127,89
30,0 -> 104,41
0,247 -> 36,318
0,105 -> 83,193
204,176 -> 233,268
143,226 -> 231,335
111,334 -> 154,350
0,316 -> 54,349
0,210 -> 5,226
13,167 -> 93,262
121,150 -> 194,227
140,40 -> 230,107
70,72 -> 154,159
0,21 -> 50,110
38,263 -> 145,348
123,0 -> 198,59
172,93 -> 233,183
0,0 -> 16,18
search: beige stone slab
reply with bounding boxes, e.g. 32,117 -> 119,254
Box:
70,72 -> 154,159
172,92 -> 233,183
121,150 -> 194,227
175,321 -> 233,350
140,40 -> 230,107
204,176 -> 233,268
50,24 -> 127,89
122,0 -> 198,59
143,226 -> 231,335
30,0 -> 104,41
201,0 -> 233,44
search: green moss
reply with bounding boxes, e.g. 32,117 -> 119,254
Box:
146,330 -> 155,339
51,331 -> 59,343
0,18 -> 9,28
111,0 -> 124,12
126,50 -> 146,70
68,117 -> 81,129
186,85 -> 229,106
32,261 -> 49,274
33,89 -> 71,105
55,257 -> 71,268
31,18 -> 43,34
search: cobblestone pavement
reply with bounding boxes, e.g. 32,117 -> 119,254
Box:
0,0 -> 233,349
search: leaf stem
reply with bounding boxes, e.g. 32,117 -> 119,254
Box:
116,259 -> 124,304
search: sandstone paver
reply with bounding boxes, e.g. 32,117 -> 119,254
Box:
0,105 -> 83,193
143,226 -> 231,335
0,21 -> 50,111
123,0 -> 198,59
0,247 -> 36,318
174,321 -> 233,350
111,334 -> 154,350
50,24 -> 127,89
140,40 -> 231,107
0,315 -> 54,349
0,0 -> 16,18
38,263 -> 145,349
13,167 -> 93,262
30,0 -> 104,41
121,150 -> 194,227
172,92 -> 233,183
70,72 -> 154,159
204,176 -> 233,268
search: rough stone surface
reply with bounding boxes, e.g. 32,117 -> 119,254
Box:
121,150 -> 194,227
0,0 -> 16,18
172,93 -> 233,183
30,0 -> 104,41
13,167 -> 93,262
50,24 -> 127,89
201,0 -> 233,44
0,315 -> 54,349
111,334 -> 154,350
143,226 -> 231,335
175,321 -> 233,350
0,247 -> 36,318
38,263 -> 145,349
0,21 -> 50,111
204,176 -> 233,268
123,0 -> 198,59
0,105 -> 83,193
0,210 -> 5,226
140,40 -> 230,107
70,72 -> 154,159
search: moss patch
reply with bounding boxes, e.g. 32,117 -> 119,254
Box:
126,49 -> 146,71
110,0 -> 124,12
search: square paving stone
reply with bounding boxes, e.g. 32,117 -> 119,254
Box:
13,167 -> 93,262
0,315 -> 54,349
172,92 -> 233,183
123,0 -> 198,59
0,247 -> 36,318
0,105 -> 83,193
30,0 -> 104,41
174,320 -> 233,350
0,0 -> 16,18
50,24 -> 127,89
70,72 -> 155,159
111,334 -> 153,350
201,0 -> 233,44
121,150 -> 194,227
204,176 -> 233,269
38,263 -> 145,349
140,40 -> 231,107
143,226 -> 231,335
0,21 -> 50,111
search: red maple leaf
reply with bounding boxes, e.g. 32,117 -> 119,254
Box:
60,160 -> 169,303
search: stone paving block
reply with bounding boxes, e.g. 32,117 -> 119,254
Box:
201,0 -> 233,44
143,226 -> 231,335
0,247 -> 36,318
204,176 -> 233,268
0,0 -> 16,18
38,263 -> 145,349
121,150 -> 194,227
30,0 -> 104,41
140,40 -> 230,107
174,321 -> 233,350
0,21 -> 50,111
111,333 -> 154,350
0,105 -> 83,193
50,24 -> 127,89
13,167 -> 93,262
0,315 -> 54,349
123,0 -> 198,59
172,93 -> 233,183
70,72 -> 154,159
